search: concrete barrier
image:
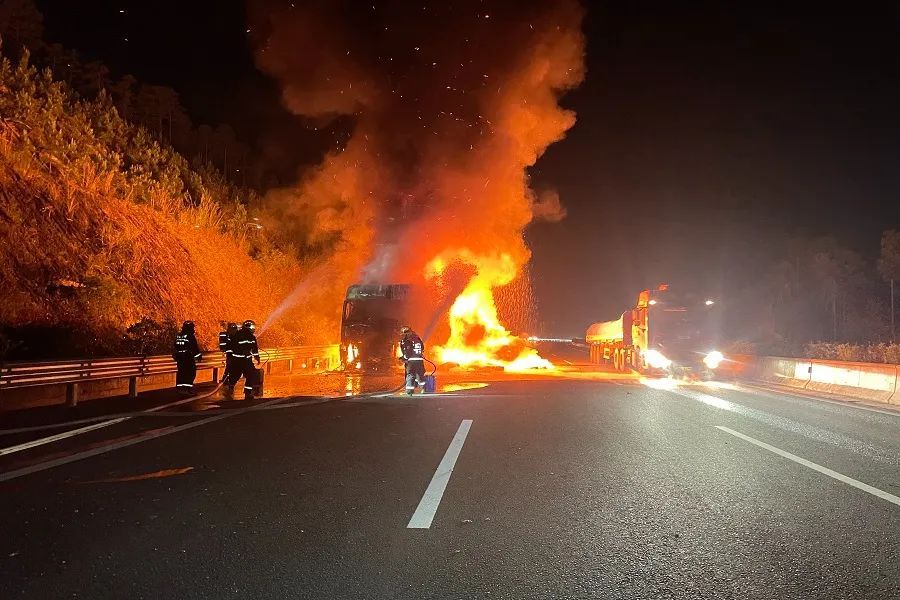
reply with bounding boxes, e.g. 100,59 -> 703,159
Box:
757,357 -> 811,389
730,354 -> 900,405
804,359 -> 897,403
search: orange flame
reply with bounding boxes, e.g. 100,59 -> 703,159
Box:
426,250 -> 553,372
252,0 -> 586,356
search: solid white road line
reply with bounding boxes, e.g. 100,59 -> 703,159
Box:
0,418 -> 128,457
0,395 -> 287,483
715,425 -> 900,508
407,419 -> 473,529
0,385 -> 219,457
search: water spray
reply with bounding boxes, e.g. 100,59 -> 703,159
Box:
257,264 -> 328,337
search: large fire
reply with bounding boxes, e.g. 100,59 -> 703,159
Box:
251,0 -> 586,356
426,250 -> 553,372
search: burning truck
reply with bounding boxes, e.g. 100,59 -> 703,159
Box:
586,285 -> 723,377
339,273 -> 554,373
340,283 -> 411,371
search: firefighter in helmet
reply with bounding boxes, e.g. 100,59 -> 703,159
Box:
173,320 -> 202,396
227,319 -> 261,400
218,322 -> 239,388
399,325 -> 426,395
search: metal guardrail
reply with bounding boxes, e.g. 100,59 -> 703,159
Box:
0,345 -> 340,406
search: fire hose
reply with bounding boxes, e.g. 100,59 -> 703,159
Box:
425,358 -> 437,377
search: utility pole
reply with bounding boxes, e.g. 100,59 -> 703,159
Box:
892,278 -> 895,343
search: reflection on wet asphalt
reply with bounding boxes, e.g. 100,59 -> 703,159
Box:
211,372 -> 401,405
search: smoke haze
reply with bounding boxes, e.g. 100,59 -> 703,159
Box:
250,0 -> 585,342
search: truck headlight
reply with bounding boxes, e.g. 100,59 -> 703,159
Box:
703,351 -> 724,369
644,349 -> 671,369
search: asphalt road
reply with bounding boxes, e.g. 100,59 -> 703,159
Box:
2,368 -> 900,599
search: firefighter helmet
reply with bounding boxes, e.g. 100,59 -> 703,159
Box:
227,322 -> 239,335
242,319 -> 257,332
181,320 -> 195,333
400,325 -> 411,334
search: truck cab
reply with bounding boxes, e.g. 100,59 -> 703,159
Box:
640,288 -> 722,377
340,284 -> 411,372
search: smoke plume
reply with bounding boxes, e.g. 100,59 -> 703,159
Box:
250,0 -> 585,344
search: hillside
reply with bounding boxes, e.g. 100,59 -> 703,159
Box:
0,53 -> 321,359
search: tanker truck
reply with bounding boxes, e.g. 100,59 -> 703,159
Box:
586,285 -> 723,376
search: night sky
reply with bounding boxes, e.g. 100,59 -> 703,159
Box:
36,1 -> 900,336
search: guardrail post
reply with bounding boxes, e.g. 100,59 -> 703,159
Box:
128,377 -> 138,399
288,359 -> 293,373
66,382 -> 79,407
212,367 -> 219,383
266,361 -> 272,375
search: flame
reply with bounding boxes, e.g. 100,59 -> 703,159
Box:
252,0 -> 586,352
346,342 -> 359,364
426,250 -> 553,372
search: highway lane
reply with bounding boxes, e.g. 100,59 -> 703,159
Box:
1,373 -> 899,599
0,372 -> 399,472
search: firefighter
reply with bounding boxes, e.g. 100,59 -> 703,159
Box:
228,319 -> 261,400
399,325 -> 426,395
217,322 -> 230,354
173,320 -> 202,396
218,322 -> 239,388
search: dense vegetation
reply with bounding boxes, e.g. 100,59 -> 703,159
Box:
0,53 -> 316,359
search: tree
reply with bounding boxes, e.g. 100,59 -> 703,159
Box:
42,43 -> 80,85
878,230 -> 900,341
210,124 -> 237,175
807,240 -> 869,342
108,74 -> 137,119
194,124 -> 213,165
759,236 -> 876,345
133,84 -> 170,139
74,60 -> 110,97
